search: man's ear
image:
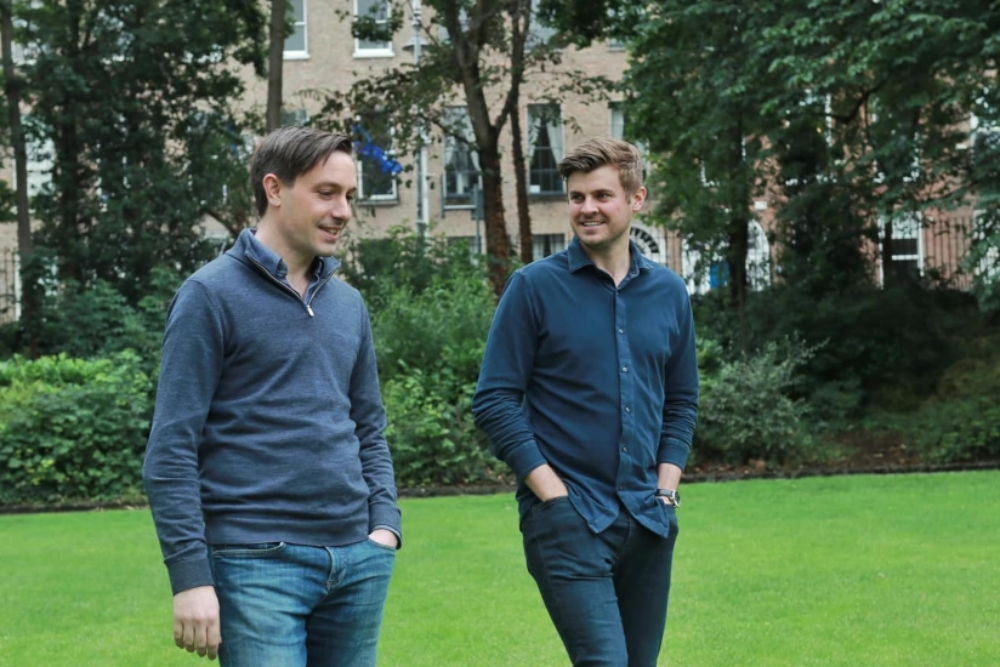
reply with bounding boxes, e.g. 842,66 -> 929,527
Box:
263,173 -> 283,208
631,186 -> 648,211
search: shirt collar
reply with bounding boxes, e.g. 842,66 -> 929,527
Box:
235,228 -> 339,281
566,235 -> 657,275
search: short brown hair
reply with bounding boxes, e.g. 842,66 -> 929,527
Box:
250,127 -> 354,216
557,137 -> 644,196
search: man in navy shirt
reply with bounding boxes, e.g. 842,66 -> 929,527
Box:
473,137 -> 698,667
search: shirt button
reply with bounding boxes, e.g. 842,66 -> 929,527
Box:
622,366 -> 629,373
618,327 -> 625,334
618,485 -> 625,491
625,406 -> 631,413
622,446 -> 628,453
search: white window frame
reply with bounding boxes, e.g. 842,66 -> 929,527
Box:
879,214 -> 924,284
353,0 -> 394,58
527,104 -> 565,196
357,158 -> 399,203
443,106 -> 481,210
629,222 -> 668,267
283,0 -> 309,60
609,103 -> 649,174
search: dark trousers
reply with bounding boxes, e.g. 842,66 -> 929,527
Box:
522,497 -> 678,667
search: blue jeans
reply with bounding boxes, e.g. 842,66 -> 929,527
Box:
522,497 -> 678,667
209,540 -> 395,667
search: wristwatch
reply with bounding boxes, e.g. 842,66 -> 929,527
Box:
655,488 -> 681,507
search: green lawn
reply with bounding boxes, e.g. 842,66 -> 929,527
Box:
1,472 -> 998,667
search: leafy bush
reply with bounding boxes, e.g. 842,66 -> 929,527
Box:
696,339 -> 816,466
33,266 -> 181,366
695,283 -> 984,421
904,335 -> 1000,462
382,368 -> 500,487
0,352 -> 153,504
351,228 -> 500,487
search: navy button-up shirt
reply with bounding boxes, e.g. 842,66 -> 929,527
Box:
473,237 -> 699,538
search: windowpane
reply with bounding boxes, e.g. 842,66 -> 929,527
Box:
356,0 -> 391,52
532,234 -> 566,261
444,107 -> 480,205
284,0 -> 307,52
528,104 -> 564,195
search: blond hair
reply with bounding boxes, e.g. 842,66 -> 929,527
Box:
557,137 -> 644,196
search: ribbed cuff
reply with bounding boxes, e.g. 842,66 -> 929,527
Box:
167,557 -> 215,596
369,504 -> 403,548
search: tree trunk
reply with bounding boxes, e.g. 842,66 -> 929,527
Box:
510,100 -> 532,265
881,217 -> 894,287
479,144 -> 510,297
508,0 -> 532,265
1,0 -> 36,354
56,0 -> 84,283
266,0 -> 285,132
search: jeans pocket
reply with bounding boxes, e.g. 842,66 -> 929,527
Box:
534,495 -> 571,512
211,542 -> 287,558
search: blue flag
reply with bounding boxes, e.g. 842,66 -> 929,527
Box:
353,124 -> 403,175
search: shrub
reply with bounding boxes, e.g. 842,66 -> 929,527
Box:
904,335 -> 1000,462
382,367 -> 500,488
0,352 -> 153,504
696,339 -> 816,466
695,283 -> 983,420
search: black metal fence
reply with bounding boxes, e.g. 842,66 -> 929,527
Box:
0,249 -> 19,325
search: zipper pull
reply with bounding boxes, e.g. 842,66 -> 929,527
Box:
306,304 -> 315,318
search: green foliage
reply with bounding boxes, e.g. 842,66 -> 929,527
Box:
903,335 -> 1000,462
34,265 -> 181,362
13,0 -> 266,304
382,369 -> 498,487
0,351 -> 153,504
696,339 -> 816,466
357,230 -> 499,487
696,284 -> 983,423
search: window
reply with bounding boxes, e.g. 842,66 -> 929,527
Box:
528,104 -> 564,195
284,0 -> 308,58
609,103 -> 649,175
354,0 -> 393,57
443,107 -> 480,207
881,215 -> 922,282
356,116 -> 398,202
629,224 -> 668,267
532,234 -> 566,261
746,221 -> 771,290
10,120 -> 53,199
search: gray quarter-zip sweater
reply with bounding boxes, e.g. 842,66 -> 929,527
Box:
143,229 -> 401,595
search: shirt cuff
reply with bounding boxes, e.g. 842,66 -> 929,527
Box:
505,439 -> 547,481
167,557 -> 215,596
657,437 -> 691,471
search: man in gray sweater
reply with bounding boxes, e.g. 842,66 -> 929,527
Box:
143,126 -> 401,666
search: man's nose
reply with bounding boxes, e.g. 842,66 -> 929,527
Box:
331,196 -> 352,223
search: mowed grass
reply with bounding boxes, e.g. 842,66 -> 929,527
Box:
1,471 -> 998,667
